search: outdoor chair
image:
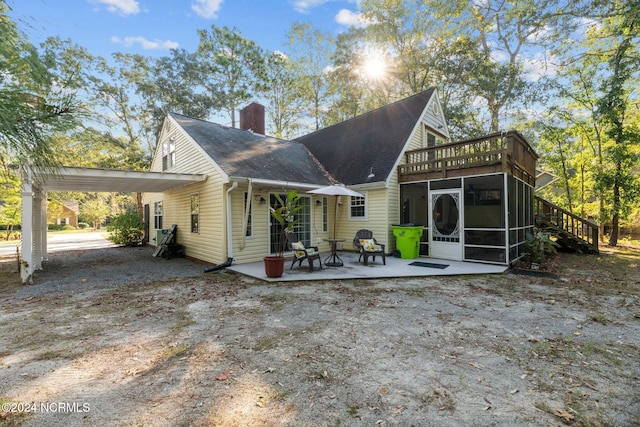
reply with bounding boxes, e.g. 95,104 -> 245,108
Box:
286,232 -> 322,271
353,229 -> 386,266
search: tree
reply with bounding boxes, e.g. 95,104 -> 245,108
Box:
194,26 -> 267,127
427,0 -> 581,132
134,49 -> 212,136
262,51 -> 305,138
0,172 -> 21,239
542,0 -> 640,244
81,198 -> 110,230
0,2 -> 79,176
592,0 -> 640,245
285,22 -> 335,132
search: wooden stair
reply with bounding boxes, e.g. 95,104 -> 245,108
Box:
534,196 -> 599,254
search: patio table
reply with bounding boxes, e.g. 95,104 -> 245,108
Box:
323,238 -> 345,267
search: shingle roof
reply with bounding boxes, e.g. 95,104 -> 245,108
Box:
295,88 -> 435,185
170,113 -> 333,186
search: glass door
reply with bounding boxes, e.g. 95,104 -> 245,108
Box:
269,194 -> 311,254
429,189 -> 463,260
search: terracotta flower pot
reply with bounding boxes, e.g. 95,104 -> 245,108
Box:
263,256 -> 285,278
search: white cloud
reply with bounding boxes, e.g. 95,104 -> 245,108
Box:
290,0 -> 330,14
522,53 -> 558,82
93,0 -> 140,15
527,25 -> 553,43
335,9 -> 371,28
191,0 -> 224,19
111,36 -> 179,50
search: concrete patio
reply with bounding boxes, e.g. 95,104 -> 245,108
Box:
227,251 -> 507,282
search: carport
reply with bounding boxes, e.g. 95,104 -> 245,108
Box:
20,166 -> 206,283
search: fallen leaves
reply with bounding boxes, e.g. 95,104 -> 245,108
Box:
554,408 -> 575,422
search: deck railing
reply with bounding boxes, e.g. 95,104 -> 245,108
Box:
534,196 -> 599,253
398,130 -> 537,185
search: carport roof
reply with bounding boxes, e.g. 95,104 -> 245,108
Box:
31,166 -> 206,192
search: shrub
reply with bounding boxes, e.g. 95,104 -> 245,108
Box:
107,212 -> 144,246
78,222 -> 89,229
524,228 -> 560,265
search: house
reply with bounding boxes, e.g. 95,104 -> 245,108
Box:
48,200 -> 79,228
142,88 -> 541,266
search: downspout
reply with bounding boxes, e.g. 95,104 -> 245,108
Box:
226,182 -> 238,259
241,180 -> 252,249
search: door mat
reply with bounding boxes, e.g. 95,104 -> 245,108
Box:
408,261 -> 449,269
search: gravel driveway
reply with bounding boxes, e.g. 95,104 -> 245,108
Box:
19,243 -> 205,299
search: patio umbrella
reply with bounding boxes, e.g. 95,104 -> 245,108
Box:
307,184 -> 364,242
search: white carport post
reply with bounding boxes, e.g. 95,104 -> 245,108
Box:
20,172 -> 34,283
32,188 -> 45,269
40,190 -> 48,262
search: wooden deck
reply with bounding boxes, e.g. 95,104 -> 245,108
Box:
398,130 -> 538,185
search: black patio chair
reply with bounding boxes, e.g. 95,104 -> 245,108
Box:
286,232 -> 322,271
353,229 -> 386,266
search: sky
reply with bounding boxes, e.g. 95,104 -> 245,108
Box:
7,0 -> 367,59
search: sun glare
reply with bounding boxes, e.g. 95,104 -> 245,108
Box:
362,56 -> 387,81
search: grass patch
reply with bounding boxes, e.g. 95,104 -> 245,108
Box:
587,313 -> 608,324
33,348 -> 75,361
172,310 -> 196,333
252,336 -> 278,351
158,343 -> 190,362
0,398 -> 31,427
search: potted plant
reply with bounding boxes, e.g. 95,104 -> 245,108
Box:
264,190 -> 302,278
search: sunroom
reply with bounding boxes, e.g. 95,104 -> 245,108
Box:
397,130 -> 538,265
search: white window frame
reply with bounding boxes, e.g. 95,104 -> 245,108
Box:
162,138 -> 176,170
190,193 -> 199,233
154,201 -> 163,230
349,193 -> 368,220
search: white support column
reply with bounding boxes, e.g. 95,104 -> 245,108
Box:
41,191 -> 48,262
20,179 -> 34,284
33,189 -> 43,270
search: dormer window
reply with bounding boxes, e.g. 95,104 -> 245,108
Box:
162,137 -> 176,170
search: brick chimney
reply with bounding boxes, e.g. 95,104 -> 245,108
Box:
239,102 -> 265,135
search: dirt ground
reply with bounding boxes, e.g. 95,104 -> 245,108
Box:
0,244 -> 639,427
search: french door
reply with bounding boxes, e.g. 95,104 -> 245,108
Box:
269,194 -> 311,254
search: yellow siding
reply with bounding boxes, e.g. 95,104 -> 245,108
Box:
143,118 -> 227,265
333,188 -> 392,251
228,188 -> 333,264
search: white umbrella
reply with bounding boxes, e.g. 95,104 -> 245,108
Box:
307,184 -> 364,242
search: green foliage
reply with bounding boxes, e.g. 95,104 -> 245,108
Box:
0,5 -> 79,175
524,228 -> 560,265
107,211 -> 144,246
0,172 -> 21,239
269,190 -> 302,257
81,199 -> 110,230
194,25 -> 267,127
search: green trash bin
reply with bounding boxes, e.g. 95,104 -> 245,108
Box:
391,224 -> 424,259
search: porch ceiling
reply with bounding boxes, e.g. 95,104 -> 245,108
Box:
31,166 -> 206,193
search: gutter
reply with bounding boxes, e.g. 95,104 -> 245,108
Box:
229,176 -> 324,191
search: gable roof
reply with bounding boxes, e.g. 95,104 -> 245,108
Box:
295,88 -> 436,185
169,113 -> 333,186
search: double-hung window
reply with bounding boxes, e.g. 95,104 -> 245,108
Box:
350,195 -> 367,219
154,201 -> 163,229
162,138 -> 176,170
